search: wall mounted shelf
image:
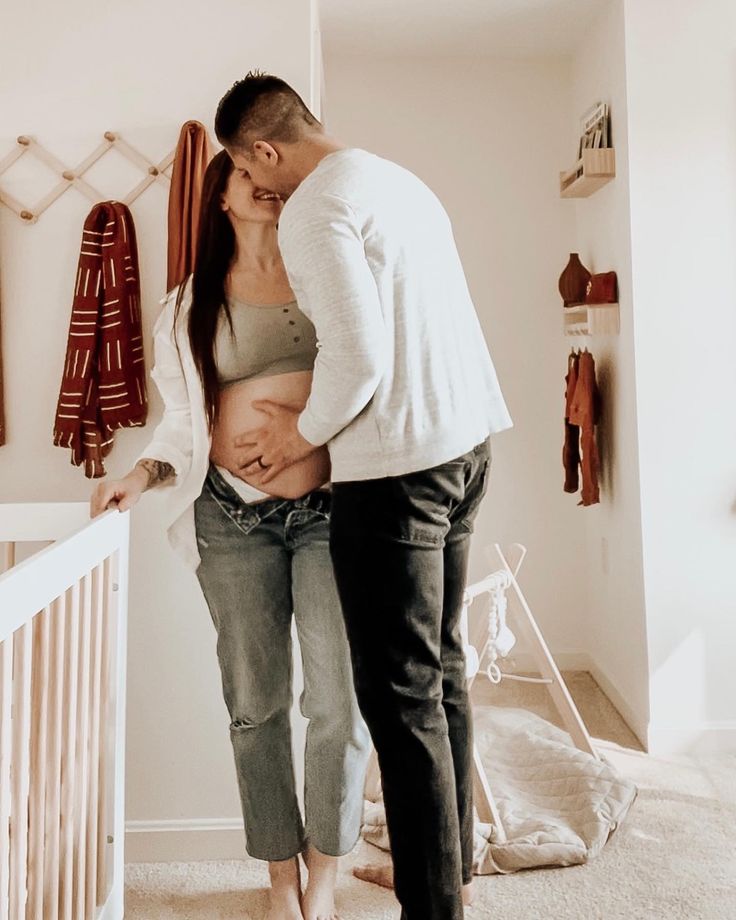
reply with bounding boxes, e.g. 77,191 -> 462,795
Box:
560,148 -> 616,198
563,303 -> 619,336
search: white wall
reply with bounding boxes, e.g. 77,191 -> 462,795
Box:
0,0 -> 315,860
623,0 -> 736,752
568,0 -> 650,743
323,54 -> 593,657
4,0 -> 731,870
324,0 -> 736,754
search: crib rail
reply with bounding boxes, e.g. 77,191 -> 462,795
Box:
0,503 -> 129,920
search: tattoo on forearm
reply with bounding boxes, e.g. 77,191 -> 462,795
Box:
136,459 -> 176,490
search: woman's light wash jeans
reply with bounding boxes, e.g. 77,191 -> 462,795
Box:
194,466 -> 370,861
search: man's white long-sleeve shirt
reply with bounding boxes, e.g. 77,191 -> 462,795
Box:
278,148 -> 512,481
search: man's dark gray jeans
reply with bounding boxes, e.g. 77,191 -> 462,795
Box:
329,438 -> 491,920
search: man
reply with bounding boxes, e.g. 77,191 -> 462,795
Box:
215,72 -> 512,920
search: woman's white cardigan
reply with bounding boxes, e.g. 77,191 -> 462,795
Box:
137,281 -> 211,571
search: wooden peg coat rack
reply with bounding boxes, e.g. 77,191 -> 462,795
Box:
0,133 -> 176,224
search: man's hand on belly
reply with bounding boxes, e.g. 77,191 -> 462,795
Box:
233,399 -> 317,484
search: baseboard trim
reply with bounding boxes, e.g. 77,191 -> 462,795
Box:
507,651 -> 736,754
504,650 -> 648,749
125,818 -> 245,863
126,660 -> 735,864
646,721 -> 736,756
584,660 -> 649,750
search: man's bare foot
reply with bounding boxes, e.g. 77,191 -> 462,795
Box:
302,844 -> 340,920
352,864 -> 394,891
267,857 -> 303,920
353,864 -> 475,907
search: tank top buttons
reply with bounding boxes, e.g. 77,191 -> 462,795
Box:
218,298 -> 315,385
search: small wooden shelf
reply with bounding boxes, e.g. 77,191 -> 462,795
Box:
560,148 -> 616,198
563,303 -> 619,336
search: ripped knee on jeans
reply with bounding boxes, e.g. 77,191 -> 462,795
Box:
228,705 -> 287,733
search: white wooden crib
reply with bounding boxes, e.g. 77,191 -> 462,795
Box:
0,503 -> 129,920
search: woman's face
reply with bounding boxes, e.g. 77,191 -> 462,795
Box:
220,167 -> 283,224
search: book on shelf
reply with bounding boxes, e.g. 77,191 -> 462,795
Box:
577,102 -> 610,158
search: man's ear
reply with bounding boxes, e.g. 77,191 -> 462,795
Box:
253,141 -> 279,165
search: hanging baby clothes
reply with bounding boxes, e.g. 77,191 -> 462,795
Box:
563,349 -> 600,506
53,201 -> 147,478
166,120 -> 214,291
563,350 -> 581,494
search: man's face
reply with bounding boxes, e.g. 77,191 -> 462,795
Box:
227,147 -> 295,199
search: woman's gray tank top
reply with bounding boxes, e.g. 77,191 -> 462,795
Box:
214,298 -> 318,388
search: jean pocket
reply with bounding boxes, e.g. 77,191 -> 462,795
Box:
288,507 -> 330,546
479,456 -> 491,499
389,473 -> 457,547
450,448 -> 492,536
197,478 -> 263,537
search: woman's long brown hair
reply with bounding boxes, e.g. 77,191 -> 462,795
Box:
173,149 -> 235,429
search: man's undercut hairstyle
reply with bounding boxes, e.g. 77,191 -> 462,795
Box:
215,70 -> 321,154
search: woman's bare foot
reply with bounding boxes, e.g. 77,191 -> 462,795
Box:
302,844 -> 340,920
353,863 -> 475,907
267,857 -> 303,920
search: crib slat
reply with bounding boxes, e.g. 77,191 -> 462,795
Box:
73,573 -> 93,920
85,565 -> 104,912
0,637 -> 13,920
44,594 -> 66,920
28,607 -> 51,920
59,582 -> 81,920
96,557 -> 113,901
9,622 -> 32,920
1,542 -> 15,574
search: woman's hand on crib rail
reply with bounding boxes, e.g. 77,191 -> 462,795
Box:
90,459 -> 175,517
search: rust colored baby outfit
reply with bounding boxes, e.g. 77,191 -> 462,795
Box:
563,349 -> 600,506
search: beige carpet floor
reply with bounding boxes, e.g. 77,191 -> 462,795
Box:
125,672 -> 736,919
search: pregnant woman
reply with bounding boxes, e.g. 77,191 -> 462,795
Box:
91,150 -> 370,920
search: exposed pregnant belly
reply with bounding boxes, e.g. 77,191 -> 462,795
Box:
209,370 -> 330,500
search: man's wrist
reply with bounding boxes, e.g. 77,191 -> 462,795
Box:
295,429 -> 317,458
296,411 -> 325,450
